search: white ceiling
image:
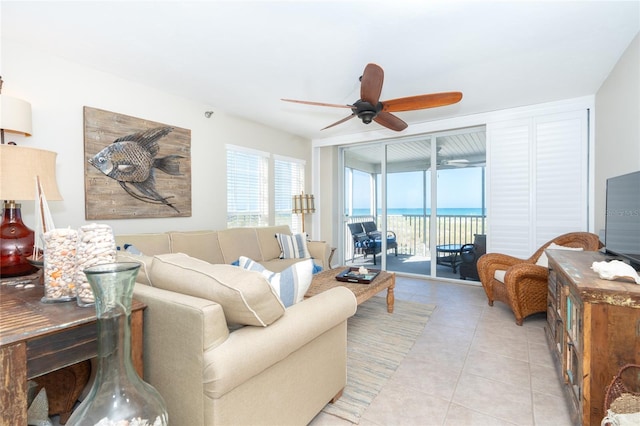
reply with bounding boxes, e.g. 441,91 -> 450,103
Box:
2,1 -> 639,142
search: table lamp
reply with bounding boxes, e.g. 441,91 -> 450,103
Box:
0,145 -> 63,277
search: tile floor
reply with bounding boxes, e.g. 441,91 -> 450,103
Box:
309,275 -> 574,426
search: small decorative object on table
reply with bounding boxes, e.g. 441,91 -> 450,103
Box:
66,262 -> 168,426
74,223 -> 117,307
336,267 -> 380,284
42,228 -> 78,302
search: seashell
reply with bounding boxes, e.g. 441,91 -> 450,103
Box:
592,260 -> 640,284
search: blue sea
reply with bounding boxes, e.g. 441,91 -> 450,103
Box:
350,207 -> 484,216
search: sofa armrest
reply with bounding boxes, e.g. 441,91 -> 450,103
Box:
204,286 -> 357,399
307,240 -> 331,269
133,283 -> 230,426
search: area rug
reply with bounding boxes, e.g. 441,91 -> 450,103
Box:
322,297 -> 436,423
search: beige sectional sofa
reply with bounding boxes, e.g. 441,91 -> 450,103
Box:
114,226 -> 356,425
115,225 -> 332,272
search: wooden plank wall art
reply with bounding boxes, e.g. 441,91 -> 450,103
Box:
84,107 -> 192,219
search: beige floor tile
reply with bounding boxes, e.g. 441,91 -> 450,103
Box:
463,349 -> 531,388
532,391 -> 574,425
389,356 -> 461,400
528,340 -> 555,367
470,329 -> 530,362
444,402 -> 518,425
452,373 -> 534,425
361,379 -> 451,426
530,363 -> 565,398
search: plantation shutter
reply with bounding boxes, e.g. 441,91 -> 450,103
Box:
534,111 -> 589,247
486,120 -> 532,259
486,110 -> 589,257
274,155 -> 305,233
226,145 -> 269,227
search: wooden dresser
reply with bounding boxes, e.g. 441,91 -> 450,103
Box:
545,250 -> 640,426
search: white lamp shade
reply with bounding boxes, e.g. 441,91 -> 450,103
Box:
0,145 -> 62,201
0,94 -> 32,136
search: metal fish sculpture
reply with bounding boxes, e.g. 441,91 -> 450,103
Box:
89,126 -> 184,213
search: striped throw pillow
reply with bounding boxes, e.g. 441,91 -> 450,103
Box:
237,256 -> 314,307
275,233 -> 311,259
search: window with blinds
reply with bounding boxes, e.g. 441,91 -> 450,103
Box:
274,155 -> 305,233
226,145 -> 269,227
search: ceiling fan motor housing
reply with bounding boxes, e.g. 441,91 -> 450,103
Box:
352,100 -> 383,124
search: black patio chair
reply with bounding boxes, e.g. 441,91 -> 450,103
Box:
361,221 -> 398,258
459,234 -> 486,281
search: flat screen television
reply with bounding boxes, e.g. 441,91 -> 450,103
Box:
604,170 -> 640,270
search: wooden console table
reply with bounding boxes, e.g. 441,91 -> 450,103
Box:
0,284 -> 146,424
545,250 -> 640,426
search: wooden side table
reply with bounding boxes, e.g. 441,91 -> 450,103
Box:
0,283 -> 146,424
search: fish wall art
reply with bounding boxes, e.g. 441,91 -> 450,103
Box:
84,107 -> 192,219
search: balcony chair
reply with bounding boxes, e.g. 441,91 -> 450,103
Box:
459,234 -> 486,281
477,232 -> 601,325
347,223 -> 370,260
347,222 -> 398,265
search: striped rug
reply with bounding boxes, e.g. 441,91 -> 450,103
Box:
322,297 -> 436,423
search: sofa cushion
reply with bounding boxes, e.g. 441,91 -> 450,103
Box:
116,252 -> 154,286
150,253 -> 285,326
275,233 -> 310,259
217,228 -> 263,263
169,231 -> 225,264
114,233 -> 171,256
237,256 -> 314,307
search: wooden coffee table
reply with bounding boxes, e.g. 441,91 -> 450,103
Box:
305,267 -> 395,313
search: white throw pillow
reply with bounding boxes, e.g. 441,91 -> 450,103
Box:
536,243 -> 584,268
275,233 -> 311,259
237,256 -> 314,307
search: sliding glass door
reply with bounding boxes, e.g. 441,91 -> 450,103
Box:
342,127 -> 486,280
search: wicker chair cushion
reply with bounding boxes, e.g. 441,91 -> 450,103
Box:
536,243 -> 584,267
494,270 -> 507,283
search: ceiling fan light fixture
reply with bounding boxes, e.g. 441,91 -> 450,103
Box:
359,110 -> 376,124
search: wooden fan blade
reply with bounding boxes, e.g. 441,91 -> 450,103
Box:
374,111 -> 407,132
360,63 -> 384,105
382,92 -> 463,112
322,114 -> 356,130
281,99 -> 353,109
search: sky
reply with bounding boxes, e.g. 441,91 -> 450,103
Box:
351,167 -> 484,211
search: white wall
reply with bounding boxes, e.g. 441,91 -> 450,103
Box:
594,32 -> 640,233
2,40 -> 310,235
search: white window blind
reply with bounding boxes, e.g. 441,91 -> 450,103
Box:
226,145 -> 269,227
274,155 -> 305,233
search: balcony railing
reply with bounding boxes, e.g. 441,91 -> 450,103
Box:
345,214 -> 486,260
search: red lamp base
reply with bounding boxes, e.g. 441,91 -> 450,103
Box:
1,203 -> 38,278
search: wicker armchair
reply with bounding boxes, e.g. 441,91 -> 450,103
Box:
477,232 -> 601,325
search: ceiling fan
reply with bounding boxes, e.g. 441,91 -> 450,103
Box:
439,158 -> 486,168
282,63 -> 462,132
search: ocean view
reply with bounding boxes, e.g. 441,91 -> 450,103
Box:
350,207 -> 485,216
